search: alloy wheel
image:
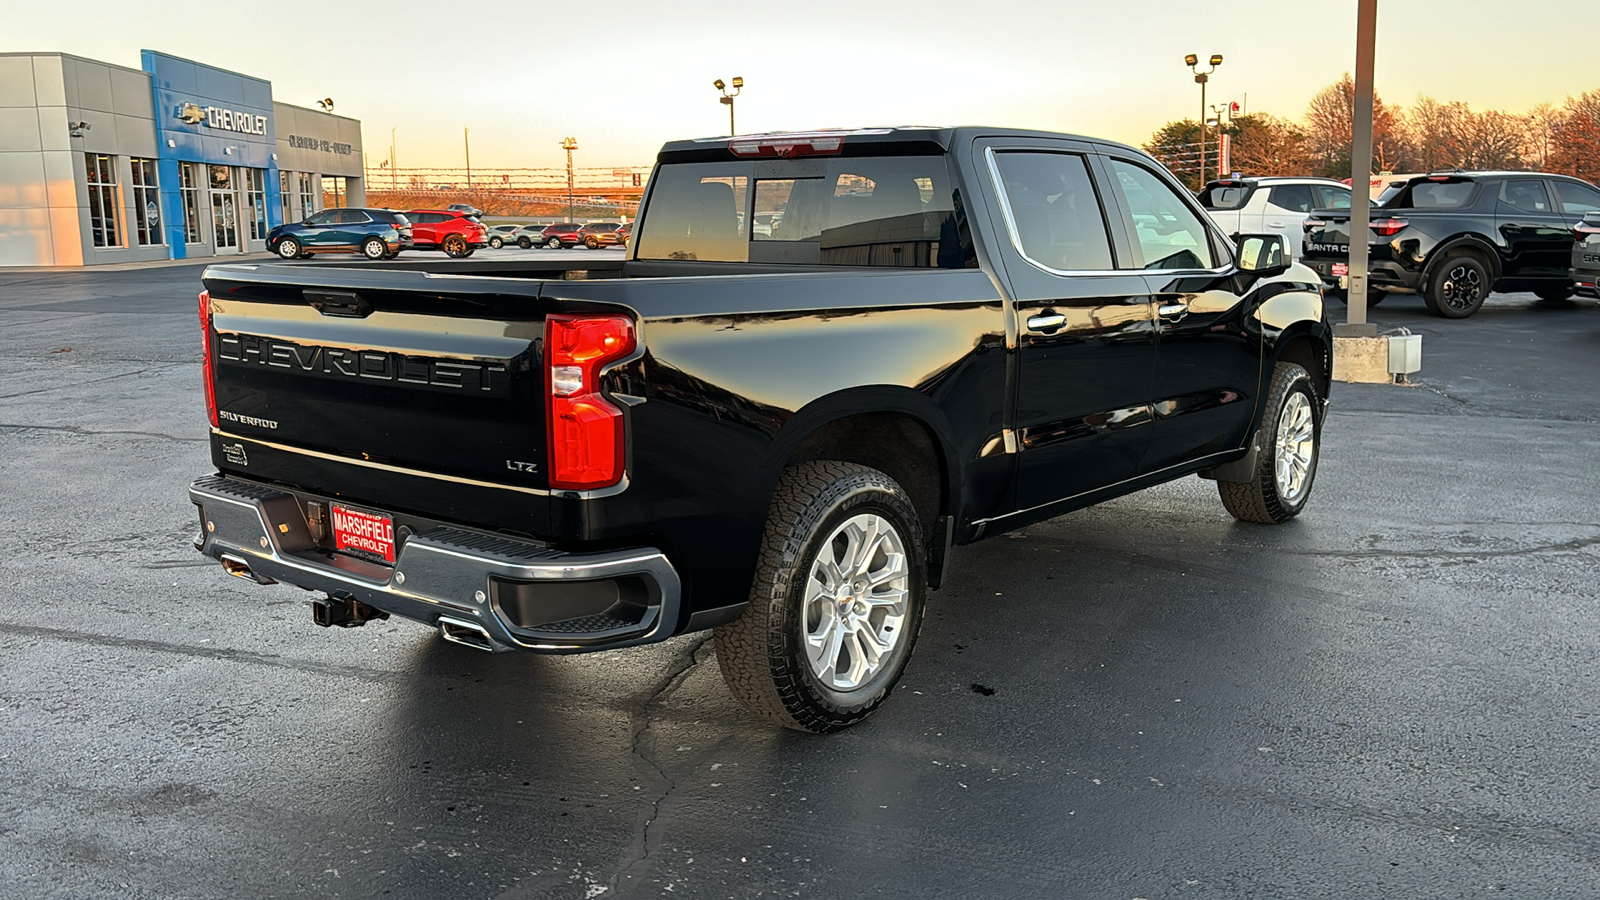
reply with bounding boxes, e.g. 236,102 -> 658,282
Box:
802,513 -> 909,692
1273,392 -> 1315,505
1441,264 -> 1483,311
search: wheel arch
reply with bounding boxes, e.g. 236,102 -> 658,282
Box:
765,388 -> 959,581
1269,327 -> 1332,405
1423,235 -> 1502,285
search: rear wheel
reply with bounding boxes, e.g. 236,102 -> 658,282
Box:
443,234 -> 469,258
714,461 -> 926,733
1423,252 -> 1490,318
276,238 -> 300,260
360,236 -> 387,260
1217,362 -> 1321,524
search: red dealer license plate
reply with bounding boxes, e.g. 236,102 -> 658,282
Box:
331,504 -> 396,563
1331,262 -> 1349,277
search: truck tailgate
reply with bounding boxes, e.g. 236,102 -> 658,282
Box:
201,265 -> 551,493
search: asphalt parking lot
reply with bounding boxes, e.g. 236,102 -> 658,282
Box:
0,263 -> 1596,899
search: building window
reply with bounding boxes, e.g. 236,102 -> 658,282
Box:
245,168 -> 267,241
129,158 -> 162,247
180,163 -> 203,243
85,153 -> 121,248
298,172 -> 315,216
280,171 -> 294,224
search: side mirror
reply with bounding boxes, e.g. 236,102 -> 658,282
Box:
1236,233 -> 1290,277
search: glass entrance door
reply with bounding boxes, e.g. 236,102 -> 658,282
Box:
211,192 -> 239,252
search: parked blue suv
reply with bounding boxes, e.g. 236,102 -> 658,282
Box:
268,208 -> 413,260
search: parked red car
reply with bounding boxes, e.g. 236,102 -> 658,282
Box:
540,222 -> 584,249
406,209 -> 488,258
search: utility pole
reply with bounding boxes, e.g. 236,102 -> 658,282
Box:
464,128 -> 471,192
561,136 -> 578,222
1344,0 -> 1379,333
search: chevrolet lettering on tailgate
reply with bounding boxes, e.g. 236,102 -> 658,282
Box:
215,333 -> 510,396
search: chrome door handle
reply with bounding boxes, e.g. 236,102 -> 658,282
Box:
1026,312 -> 1066,333
1157,303 -> 1189,320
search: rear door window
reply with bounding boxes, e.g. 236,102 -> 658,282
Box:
1266,184 -> 1316,213
1406,180 -> 1479,209
1500,179 -> 1552,213
991,151 -> 1114,271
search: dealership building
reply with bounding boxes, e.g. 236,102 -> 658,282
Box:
0,50 -> 365,267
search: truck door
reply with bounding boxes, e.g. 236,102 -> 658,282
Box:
1097,155 -> 1261,472
1496,179 -> 1569,278
979,144 -> 1158,510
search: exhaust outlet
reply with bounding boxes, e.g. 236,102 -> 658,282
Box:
219,553 -> 275,585
438,616 -> 496,652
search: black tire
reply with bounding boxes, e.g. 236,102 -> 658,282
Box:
1217,362 -> 1321,524
546,237 -> 563,249
1534,286 -> 1575,304
1423,252 -> 1490,318
360,236 -> 387,260
517,236 -> 532,249
443,234 -> 469,258
275,238 -> 300,260
489,237 -> 504,249
714,461 -> 927,733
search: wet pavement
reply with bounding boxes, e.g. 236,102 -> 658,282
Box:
1,265 -> 1596,898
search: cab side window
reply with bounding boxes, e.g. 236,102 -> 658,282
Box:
1267,184 -> 1316,213
993,151 -> 1114,272
1501,180 -> 1552,213
1107,159 -> 1217,270
1553,181 -> 1600,216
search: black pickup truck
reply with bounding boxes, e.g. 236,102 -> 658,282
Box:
190,127 -> 1331,732
1301,171 -> 1600,318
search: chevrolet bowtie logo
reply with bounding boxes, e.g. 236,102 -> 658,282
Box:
175,102 -> 206,125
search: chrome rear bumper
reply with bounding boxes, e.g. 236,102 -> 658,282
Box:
189,474 -> 681,652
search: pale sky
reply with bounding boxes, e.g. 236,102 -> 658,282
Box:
5,0 -> 1593,170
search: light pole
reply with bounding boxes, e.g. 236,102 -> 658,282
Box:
1184,54 -> 1223,185
561,136 -> 578,222
714,77 -> 744,135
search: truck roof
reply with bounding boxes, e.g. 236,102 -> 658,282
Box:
655,126 -> 1148,163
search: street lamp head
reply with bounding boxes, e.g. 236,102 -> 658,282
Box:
731,76 -> 743,89
1184,53 -> 1198,67
1210,54 -> 1223,66
714,79 -> 725,91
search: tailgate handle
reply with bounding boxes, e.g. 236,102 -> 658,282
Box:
304,290 -> 373,318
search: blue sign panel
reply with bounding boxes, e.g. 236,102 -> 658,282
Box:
142,51 -> 281,255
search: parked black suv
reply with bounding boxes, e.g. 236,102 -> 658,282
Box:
1301,171 -> 1600,317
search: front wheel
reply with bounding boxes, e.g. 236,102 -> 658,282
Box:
275,238 -> 301,260
517,236 -> 532,249
1217,362 -> 1321,524
1423,253 -> 1490,318
489,237 -> 504,249
360,236 -> 387,260
714,461 -> 927,733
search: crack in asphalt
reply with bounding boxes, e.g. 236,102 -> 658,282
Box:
609,635 -> 714,898
0,621 -> 404,684
0,364 -> 186,399
0,422 -> 206,444
1294,532 -> 1600,561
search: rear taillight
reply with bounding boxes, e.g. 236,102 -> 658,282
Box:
1575,222 -> 1600,239
199,290 -> 218,428
545,314 -> 636,490
1304,218 -> 1327,231
1371,217 -> 1409,237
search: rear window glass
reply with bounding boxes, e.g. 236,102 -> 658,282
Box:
1396,180 -> 1479,209
1198,184 -> 1252,210
634,155 -> 972,268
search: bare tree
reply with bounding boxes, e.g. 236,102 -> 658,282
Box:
1226,114 -> 1312,177
1522,103 -> 1563,169
1304,73 -> 1405,178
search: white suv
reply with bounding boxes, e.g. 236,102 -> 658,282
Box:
1198,177 -> 1352,261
